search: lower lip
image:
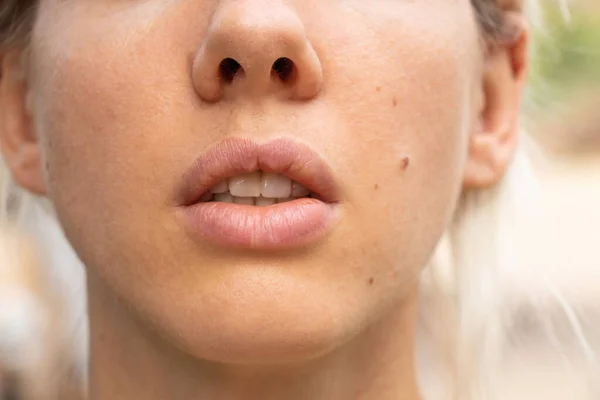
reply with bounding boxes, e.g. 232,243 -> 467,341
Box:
180,198 -> 337,250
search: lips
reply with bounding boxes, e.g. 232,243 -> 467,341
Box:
176,137 -> 340,250
178,137 -> 339,206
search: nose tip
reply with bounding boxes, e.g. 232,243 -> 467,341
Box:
192,2 -> 323,102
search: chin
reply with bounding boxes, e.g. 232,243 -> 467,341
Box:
154,268 -> 357,366
187,315 -> 345,366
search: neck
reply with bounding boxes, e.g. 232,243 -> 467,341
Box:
87,273 -> 421,400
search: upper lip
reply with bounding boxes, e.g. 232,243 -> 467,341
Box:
177,137 -> 340,206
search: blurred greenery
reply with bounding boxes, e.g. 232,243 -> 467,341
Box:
525,1 -> 600,116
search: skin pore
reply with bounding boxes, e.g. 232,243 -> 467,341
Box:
0,0 -> 527,399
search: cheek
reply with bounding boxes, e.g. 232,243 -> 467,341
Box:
27,6 -> 204,280
318,5 -> 479,274
30,3 -> 201,230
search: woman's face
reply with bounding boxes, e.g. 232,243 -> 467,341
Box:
28,0 -> 486,361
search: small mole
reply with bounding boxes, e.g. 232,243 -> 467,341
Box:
376,86 -> 382,92
368,277 -> 375,286
400,155 -> 411,171
374,183 -> 379,190
392,97 -> 397,107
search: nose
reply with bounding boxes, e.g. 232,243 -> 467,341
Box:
192,1 -> 323,102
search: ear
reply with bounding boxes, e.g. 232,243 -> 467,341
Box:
0,51 -> 46,195
463,13 -> 529,190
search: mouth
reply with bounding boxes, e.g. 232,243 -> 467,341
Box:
179,137 -> 339,207
177,137 -> 340,250
199,171 -> 318,206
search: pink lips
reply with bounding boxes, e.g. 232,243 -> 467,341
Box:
176,137 -> 340,250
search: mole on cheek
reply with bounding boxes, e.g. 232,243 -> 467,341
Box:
400,155 -> 410,171
392,97 -> 397,107
368,277 -> 375,286
374,183 -> 379,190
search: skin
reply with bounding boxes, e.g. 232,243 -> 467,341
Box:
0,0 -> 528,399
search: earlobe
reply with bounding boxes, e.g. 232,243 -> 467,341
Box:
0,51 -> 46,196
463,14 -> 528,190
463,119 -> 518,190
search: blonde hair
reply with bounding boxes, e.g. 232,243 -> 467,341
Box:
418,4 -> 600,399
1,1 -> 598,399
420,147 -> 600,400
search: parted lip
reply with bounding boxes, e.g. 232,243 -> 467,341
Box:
176,137 -> 340,206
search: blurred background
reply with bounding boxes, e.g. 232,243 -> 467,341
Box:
520,0 -> 600,296
495,1 -> 600,397
1,1 -> 599,399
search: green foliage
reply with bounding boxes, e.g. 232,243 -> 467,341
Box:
525,3 -> 600,115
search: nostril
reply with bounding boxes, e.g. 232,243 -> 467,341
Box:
271,57 -> 296,82
219,58 -> 243,83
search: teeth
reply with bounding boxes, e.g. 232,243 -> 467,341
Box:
208,172 -> 313,203
256,197 -> 276,207
214,193 -> 233,203
233,197 -> 255,205
213,194 -> 296,205
229,172 -> 261,197
291,182 -> 310,197
211,180 -> 229,194
261,173 -> 292,199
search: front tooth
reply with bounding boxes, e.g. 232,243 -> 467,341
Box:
211,180 -> 229,194
256,197 -> 276,207
291,182 -> 310,197
229,172 -> 261,197
233,196 -> 255,205
261,173 -> 292,199
214,193 -> 233,203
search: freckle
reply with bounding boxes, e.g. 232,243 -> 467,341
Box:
400,155 -> 410,171
376,86 -> 381,92
374,183 -> 379,190
368,277 -> 375,286
392,97 -> 397,107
